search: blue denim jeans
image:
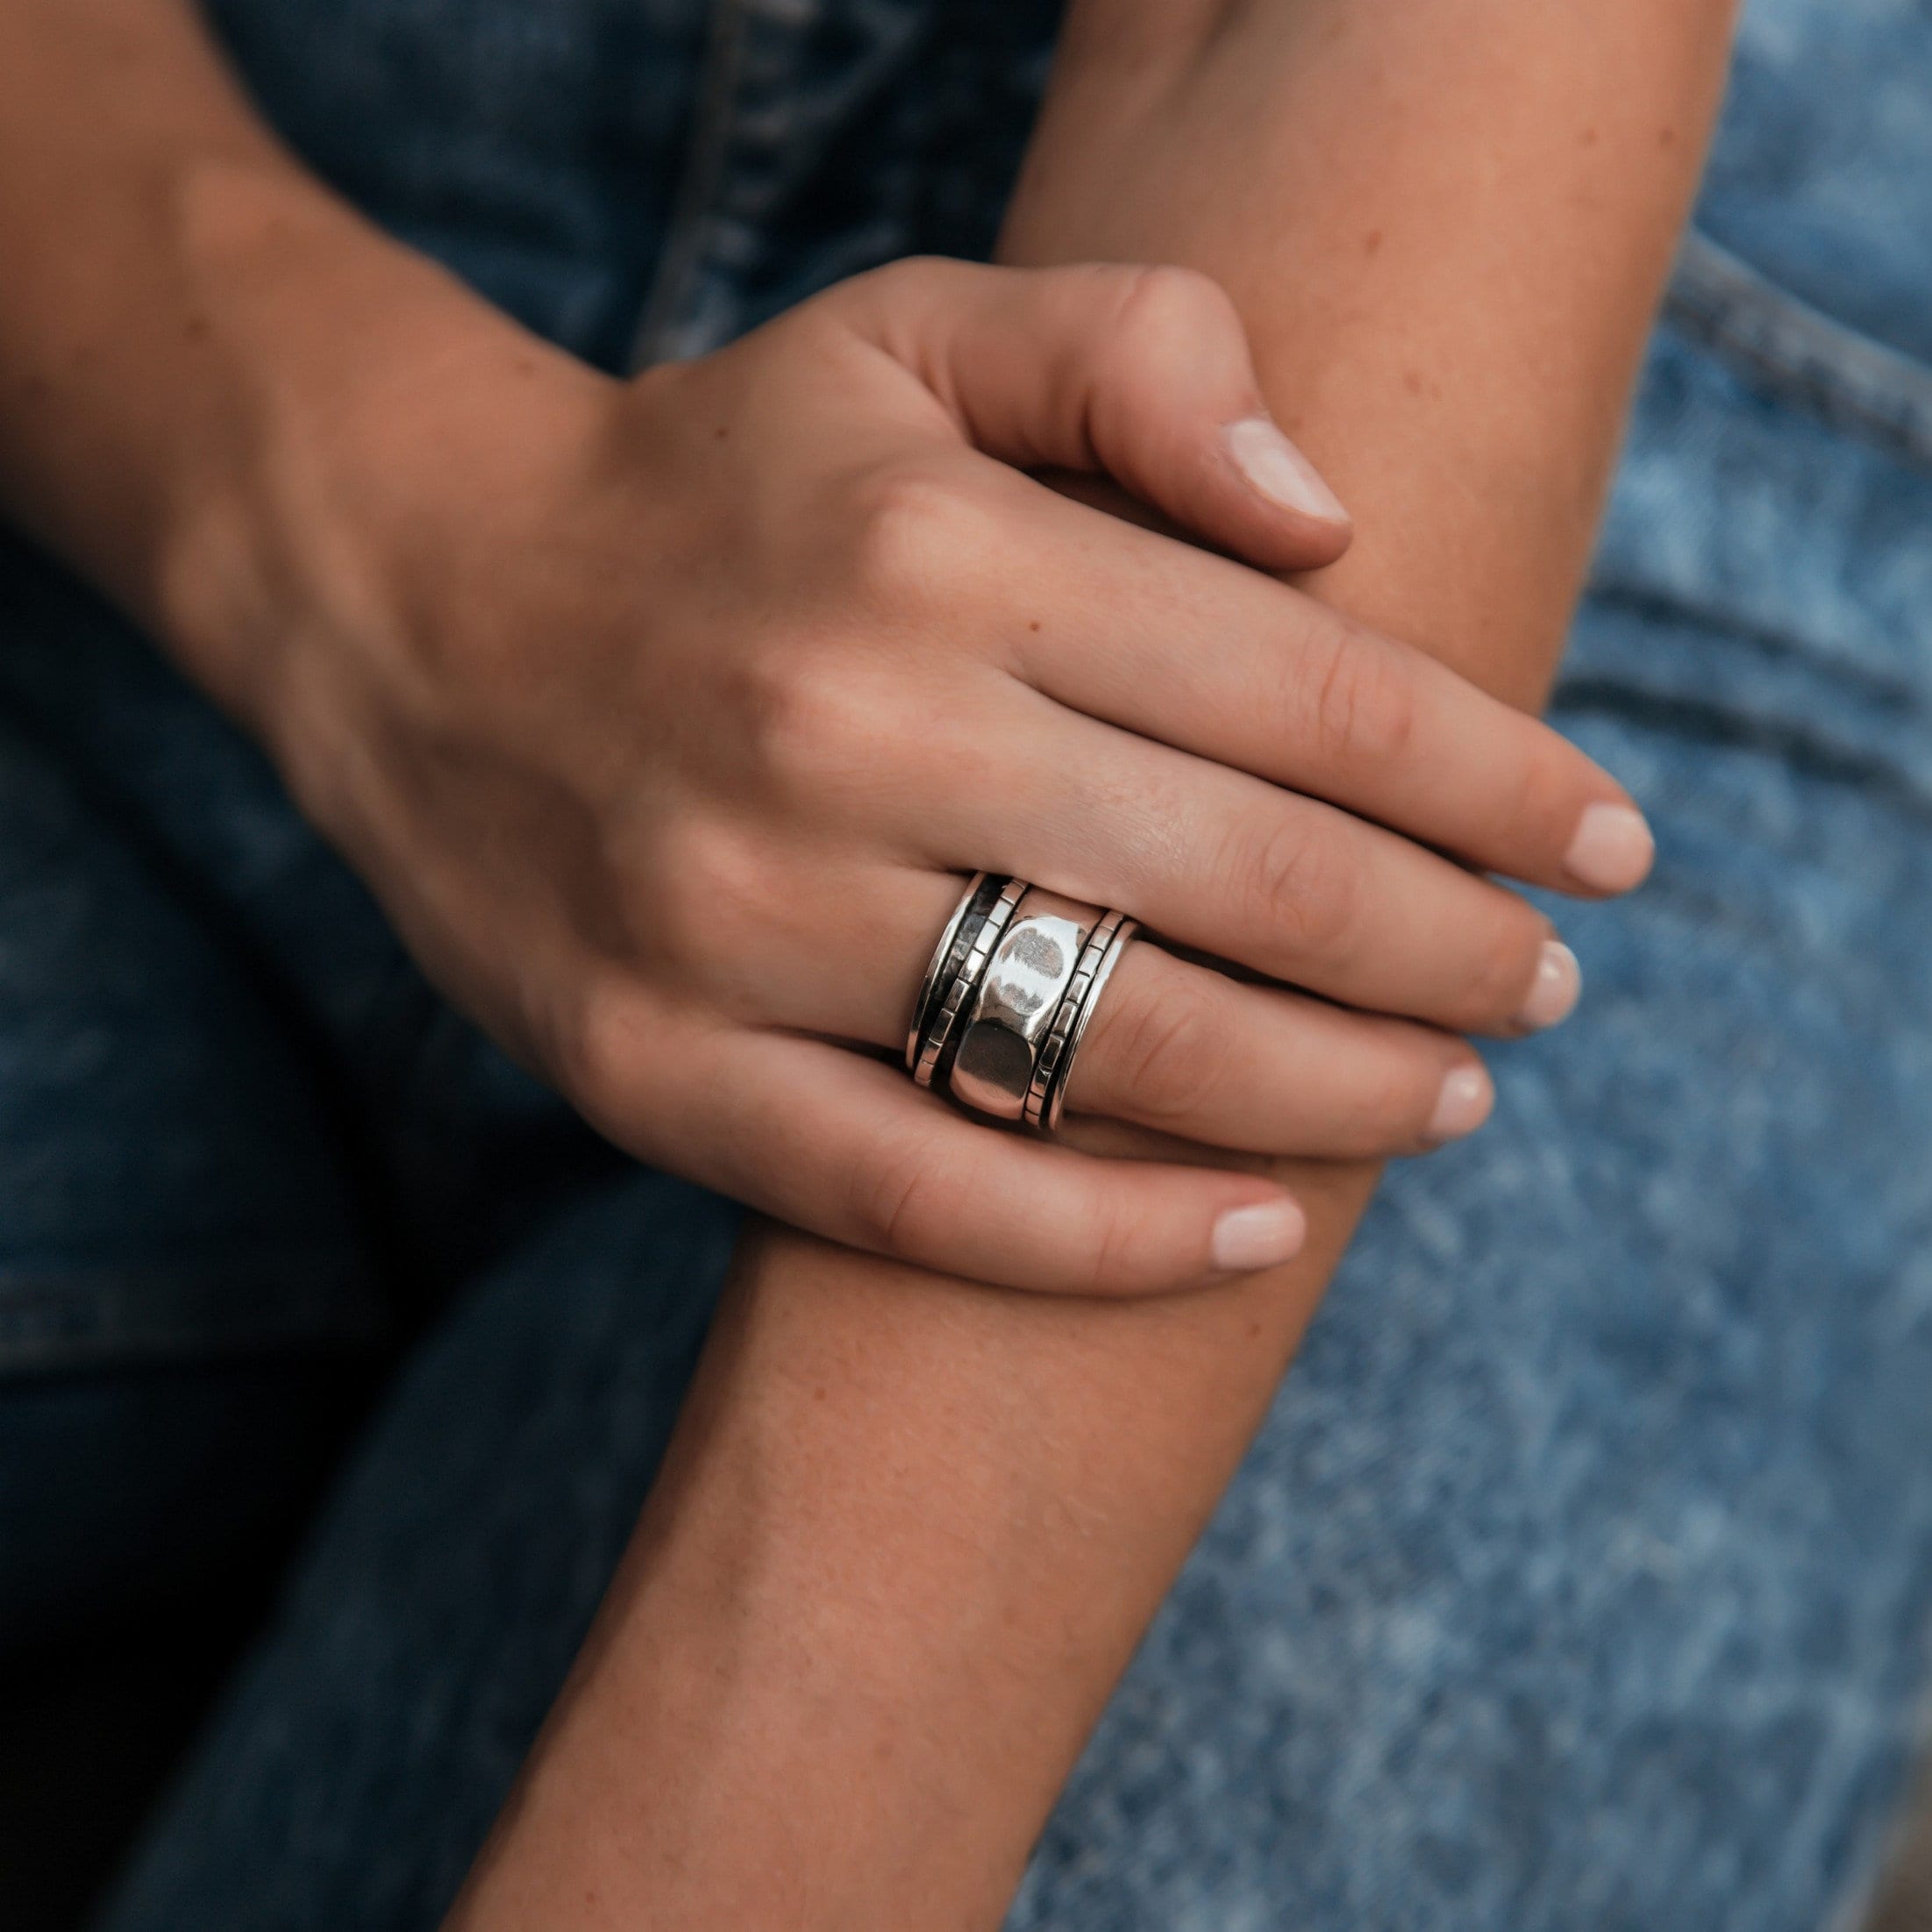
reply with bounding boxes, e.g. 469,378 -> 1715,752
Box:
3,0 -> 1930,1926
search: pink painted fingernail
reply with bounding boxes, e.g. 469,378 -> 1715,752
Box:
1211,1198 -> 1308,1272
1564,802 -> 1655,894
1223,417 -> 1350,524
1516,940 -> 1581,1031
1426,1064 -> 1494,1144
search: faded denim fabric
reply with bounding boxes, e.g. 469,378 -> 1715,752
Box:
0,0 -> 1921,1926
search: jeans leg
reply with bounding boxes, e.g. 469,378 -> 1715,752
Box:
95,1172 -> 738,1932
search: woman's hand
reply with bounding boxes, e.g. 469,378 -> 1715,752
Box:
246,256 -> 1652,1294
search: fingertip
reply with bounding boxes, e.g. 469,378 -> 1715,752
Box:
1561,800 -> 1656,895
1275,517 -> 1355,574
1209,1194 -> 1308,1274
1223,417 -> 1351,530
1424,1059 -> 1494,1145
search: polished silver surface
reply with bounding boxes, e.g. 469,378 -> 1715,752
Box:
949,888 -> 1101,1123
905,871 -> 987,1072
911,876 -> 1026,1091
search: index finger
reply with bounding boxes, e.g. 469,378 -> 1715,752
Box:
1002,478 -> 1653,898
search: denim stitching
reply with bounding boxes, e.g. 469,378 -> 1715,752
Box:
1667,230 -> 1932,470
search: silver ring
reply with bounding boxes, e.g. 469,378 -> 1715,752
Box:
949,888 -> 1103,1123
1031,910 -> 1138,1134
907,875 -> 1139,1134
910,876 -> 1026,1091
905,871 -> 987,1069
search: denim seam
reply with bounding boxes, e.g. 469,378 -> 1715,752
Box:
627,0 -> 752,369
1666,230 -> 1932,470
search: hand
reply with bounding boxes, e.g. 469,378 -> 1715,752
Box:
254,257 -> 1653,1294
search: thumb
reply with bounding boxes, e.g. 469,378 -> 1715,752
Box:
841,256 -> 1352,573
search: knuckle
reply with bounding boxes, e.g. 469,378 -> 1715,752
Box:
557,974 -> 653,1123
1458,904 -> 1548,1029
847,1133 -> 952,1257
845,463 -> 990,617
1353,1050 -> 1447,1154
645,814 -> 774,986
1227,809 -> 1358,961
731,636 -> 898,802
1105,262 -> 1237,357
1300,620 -> 1418,771
1492,728 -> 1573,853
1095,973 -> 1233,1127
845,253 -> 944,306
1080,1200 -> 1153,1296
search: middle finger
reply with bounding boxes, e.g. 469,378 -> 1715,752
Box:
908,682 -> 1579,1038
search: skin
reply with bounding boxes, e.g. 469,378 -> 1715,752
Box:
445,1 -> 1739,1926
0,1 -> 1651,1308
0,0 -> 1733,1925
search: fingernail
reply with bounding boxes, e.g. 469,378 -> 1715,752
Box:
1211,1198 -> 1308,1273
1223,417 -> 1349,524
1516,940 -> 1581,1031
1426,1064 -> 1494,1144
1564,802 -> 1655,894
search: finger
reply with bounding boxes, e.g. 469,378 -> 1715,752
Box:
836,256 -> 1353,574
913,688 -> 1577,1038
643,1021 -> 1310,1295
726,866 -> 1494,1159
997,481 -> 1654,898
1064,943 -> 1494,1157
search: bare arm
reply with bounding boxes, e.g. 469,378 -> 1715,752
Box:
449,4 -> 1738,1926
8,3 -> 1608,1295
0,0 -> 1725,1921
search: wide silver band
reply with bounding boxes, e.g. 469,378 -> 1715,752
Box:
950,888 -> 1101,1123
906,874 -> 1138,1136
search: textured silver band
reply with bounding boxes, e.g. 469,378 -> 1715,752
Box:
905,872 -> 987,1070
910,876 -> 1026,1092
906,873 -> 1137,1135
1023,907 -> 1133,1132
1034,913 -> 1138,1134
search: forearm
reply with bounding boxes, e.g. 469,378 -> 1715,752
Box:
0,0 -> 583,735
1008,0 -> 1739,704
453,5 -> 1736,1926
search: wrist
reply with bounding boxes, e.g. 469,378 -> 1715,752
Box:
138,157 -> 611,759
455,1239 -> 1057,1932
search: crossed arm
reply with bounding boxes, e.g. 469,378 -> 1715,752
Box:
0,0 -> 1737,1924
450,4 -> 1737,1924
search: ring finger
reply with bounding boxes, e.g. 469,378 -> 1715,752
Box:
764,865 -> 1494,1159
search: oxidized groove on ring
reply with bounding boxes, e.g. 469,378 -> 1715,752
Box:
906,873 -> 1138,1137
906,871 -> 994,1071
1023,907 -> 1130,1132
1037,914 -> 1138,1135
911,876 -> 1025,1092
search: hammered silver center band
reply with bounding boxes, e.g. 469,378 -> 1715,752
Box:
907,873 -> 1138,1135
